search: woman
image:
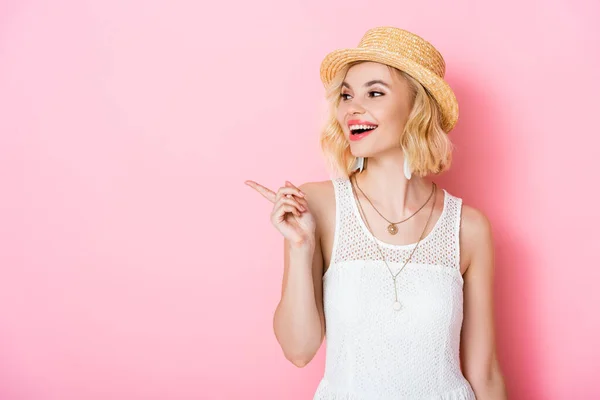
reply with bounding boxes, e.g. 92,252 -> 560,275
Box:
245,26 -> 507,399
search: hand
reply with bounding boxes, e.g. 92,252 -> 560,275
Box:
245,180 -> 316,246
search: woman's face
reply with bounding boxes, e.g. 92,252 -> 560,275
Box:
336,61 -> 414,157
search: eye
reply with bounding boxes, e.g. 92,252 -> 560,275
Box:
340,91 -> 383,101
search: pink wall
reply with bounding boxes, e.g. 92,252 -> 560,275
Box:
1,0 -> 599,399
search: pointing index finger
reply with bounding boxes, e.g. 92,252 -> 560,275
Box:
245,180 -> 276,203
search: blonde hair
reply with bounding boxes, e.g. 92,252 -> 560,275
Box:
319,61 -> 454,178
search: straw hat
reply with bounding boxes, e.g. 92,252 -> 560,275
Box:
320,26 -> 459,132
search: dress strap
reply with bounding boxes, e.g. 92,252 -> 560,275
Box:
451,195 -> 464,271
328,178 -> 349,268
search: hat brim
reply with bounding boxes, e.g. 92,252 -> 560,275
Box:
320,48 -> 459,132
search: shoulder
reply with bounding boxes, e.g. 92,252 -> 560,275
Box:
298,180 -> 337,234
459,202 -> 494,270
297,180 -> 336,213
297,180 -> 335,207
460,204 -> 493,241
298,179 -> 334,197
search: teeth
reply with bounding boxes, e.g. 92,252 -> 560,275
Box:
349,124 -> 377,131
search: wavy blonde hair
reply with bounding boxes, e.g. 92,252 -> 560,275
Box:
319,61 -> 454,178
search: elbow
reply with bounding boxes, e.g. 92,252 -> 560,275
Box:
282,333 -> 324,368
273,321 -> 323,368
280,335 -> 321,368
286,351 -> 316,368
466,369 -> 508,399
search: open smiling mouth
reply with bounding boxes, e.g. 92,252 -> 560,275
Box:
350,126 -> 377,135
349,124 -> 378,138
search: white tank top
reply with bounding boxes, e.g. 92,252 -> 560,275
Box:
313,177 -> 477,400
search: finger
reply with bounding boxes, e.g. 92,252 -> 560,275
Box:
296,196 -> 308,208
282,204 -> 301,217
277,196 -> 306,212
285,181 -> 305,197
282,195 -> 309,214
275,187 -> 305,203
282,194 -> 307,211
284,193 -> 308,209
245,180 -> 276,203
272,203 -> 301,221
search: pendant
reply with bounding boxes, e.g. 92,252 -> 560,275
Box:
387,223 -> 398,235
393,301 -> 402,311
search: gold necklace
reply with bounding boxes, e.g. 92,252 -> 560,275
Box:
354,175 -> 435,235
350,175 -> 437,311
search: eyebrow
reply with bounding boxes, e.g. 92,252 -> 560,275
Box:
341,79 -> 391,89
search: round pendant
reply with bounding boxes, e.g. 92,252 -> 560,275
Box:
393,301 -> 402,311
387,223 -> 398,235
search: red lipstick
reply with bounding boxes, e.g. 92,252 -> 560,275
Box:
347,119 -> 377,126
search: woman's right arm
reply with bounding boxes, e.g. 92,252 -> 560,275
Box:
273,191 -> 325,367
244,179 -> 324,367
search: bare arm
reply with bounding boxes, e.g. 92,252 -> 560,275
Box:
273,182 -> 325,367
460,205 -> 508,399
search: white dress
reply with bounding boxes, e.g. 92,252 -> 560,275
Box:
313,177 -> 477,400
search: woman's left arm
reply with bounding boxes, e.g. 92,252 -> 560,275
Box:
460,205 -> 508,400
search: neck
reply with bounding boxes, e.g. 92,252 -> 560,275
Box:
352,152 -> 434,220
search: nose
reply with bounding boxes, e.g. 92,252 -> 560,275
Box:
347,99 -> 366,115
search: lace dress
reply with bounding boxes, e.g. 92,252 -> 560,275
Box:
313,177 -> 476,400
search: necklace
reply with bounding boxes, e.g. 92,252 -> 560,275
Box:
354,175 -> 435,235
350,175 -> 437,311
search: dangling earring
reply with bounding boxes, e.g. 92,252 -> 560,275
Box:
403,155 -> 412,180
354,156 -> 366,173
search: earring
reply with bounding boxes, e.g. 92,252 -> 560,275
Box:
354,157 -> 365,172
403,156 -> 412,180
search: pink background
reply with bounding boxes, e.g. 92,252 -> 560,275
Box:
1,0 -> 599,399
